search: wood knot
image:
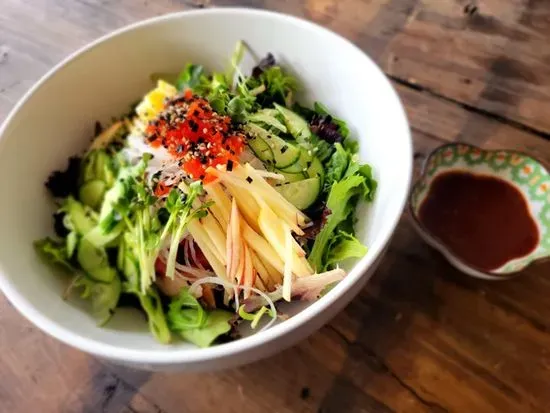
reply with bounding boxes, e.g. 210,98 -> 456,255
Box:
464,3 -> 478,16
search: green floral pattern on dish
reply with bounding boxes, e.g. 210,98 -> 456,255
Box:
411,143 -> 550,276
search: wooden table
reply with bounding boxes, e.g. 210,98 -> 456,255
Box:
1,1 -> 550,412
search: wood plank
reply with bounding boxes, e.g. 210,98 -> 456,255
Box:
210,0 -> 550,134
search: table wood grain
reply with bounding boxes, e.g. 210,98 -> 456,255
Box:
1,1 -> 550,412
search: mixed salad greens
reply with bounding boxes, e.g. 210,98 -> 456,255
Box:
35,42 -> 377,347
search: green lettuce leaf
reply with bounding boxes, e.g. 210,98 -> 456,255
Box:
324,143 -> 350,192
325,232 -> 368,267
176,64 -> 206,91
308,156 -> 377,271
138,287 -> 172,344
178,310 -> 233,348
34,237 -> 73,271
168,289 -> 233,347
66,274 -> 121,326
167,288 -> 207,331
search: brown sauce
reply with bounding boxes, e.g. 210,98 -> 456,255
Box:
418,171 -> 539,272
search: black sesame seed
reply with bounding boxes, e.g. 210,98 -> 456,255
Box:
199,174 -> 205,180
306,161 -> 312,168
246,176 -> 253,183
227,159 -> 234,171
281,145 -> 288,154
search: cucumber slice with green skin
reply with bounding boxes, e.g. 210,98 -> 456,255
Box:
84,224 -> 123,248
88,266 -> 118,285
117,238 -> 126,271
64,197 -> 96,235
99,179 -> 125,226
279,150 -> 325,187
248,110 -> 287,133
246,124 -> 300,168
79,179 -> 106,210
274,103 -> 312,143
274,168 -> 307,183
280,149 -> 311,173
90,275 -> 121,326
275,177 -> 321,210
123,255 -> 140,289
77,238 -> 115,283
83,150 -> 116,186
305,156 -> 325,187
269,135 -> 300,168
247,134 -> 274,164
66,231 -> 78,258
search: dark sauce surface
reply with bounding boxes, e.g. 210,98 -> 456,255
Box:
418,171 -> 539,272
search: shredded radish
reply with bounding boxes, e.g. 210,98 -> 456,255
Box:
255,170 -> 285,181
175,263 -> 214,278
292,268 -> 346,300
189,276 -> 277,331
183,237 -> 192,267
158,248 -> 213,278
173,270 -> 197,282
189,238 -> 205,270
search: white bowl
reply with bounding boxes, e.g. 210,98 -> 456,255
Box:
0,8 -> 412,371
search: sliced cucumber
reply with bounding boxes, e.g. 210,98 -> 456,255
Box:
77,238 -> 115,283
99,178 -> 125,226
246,123 -> 300,168
122,255 -> 140,291
88,266 -> 118,284
79,179 -> 106,210
280,149 -> 311,173
269,136 -> 300,168
90,275 -> 121,326
117,238 -> 126,271
305,156 -> 325,187
248,110 -> 287,133
275,177 -> 321,210
247,134 -> 274,164
66,231 -> 78,258
84,224 -> 123,248
64,197 -> 96,235
274,168 -> 307,183
274,103 -> 312,142
82,150 -> 116,186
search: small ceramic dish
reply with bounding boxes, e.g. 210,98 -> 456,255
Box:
410,143 -> 550,280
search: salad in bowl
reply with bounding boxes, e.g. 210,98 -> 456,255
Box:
35,42 -> 377,348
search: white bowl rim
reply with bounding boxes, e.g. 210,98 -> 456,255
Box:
0,7 -> 412,364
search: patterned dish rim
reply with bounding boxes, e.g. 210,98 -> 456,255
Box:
409,142 -> 550,280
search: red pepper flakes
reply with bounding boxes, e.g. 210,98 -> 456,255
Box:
145,92 -> 245,185
154,181 -> 171,197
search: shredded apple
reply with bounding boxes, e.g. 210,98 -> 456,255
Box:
145,89 -> 246,194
